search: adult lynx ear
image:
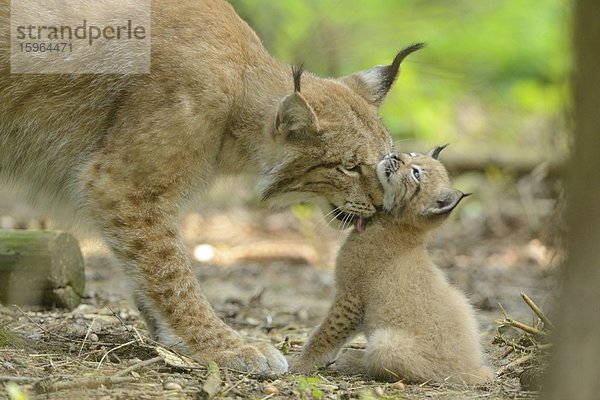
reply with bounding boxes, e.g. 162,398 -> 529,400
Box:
425,189 -> 469,217
341,43 -> 425,107
275,64 -> 319,141
428,144 -> 449,160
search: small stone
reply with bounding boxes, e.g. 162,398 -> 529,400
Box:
264,385 -> 279,395
89,333 -> 99,342
392,381 -> 405,391
163,382 -> 183,391
374,386 -> 385,396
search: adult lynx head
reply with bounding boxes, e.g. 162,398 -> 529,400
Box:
259,44 -> 424,230
376,145 -> 468,230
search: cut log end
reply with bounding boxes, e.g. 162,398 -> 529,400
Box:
0,230 -> 85,310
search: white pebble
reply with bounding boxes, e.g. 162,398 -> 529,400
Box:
163,382 -> 183,391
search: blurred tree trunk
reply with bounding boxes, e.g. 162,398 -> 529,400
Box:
541,1 -> 600,399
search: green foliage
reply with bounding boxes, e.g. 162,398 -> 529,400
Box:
229,0 -> 571,152
290,376 -> 325,399
5,383 -> 29,400
0,328 -> 26,349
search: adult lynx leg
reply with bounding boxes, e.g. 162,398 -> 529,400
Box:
290,294 -> 363,373
80,155 -> 287,375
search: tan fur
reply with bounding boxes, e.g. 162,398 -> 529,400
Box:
0,0 -> 424,374
291,149 -> 493,384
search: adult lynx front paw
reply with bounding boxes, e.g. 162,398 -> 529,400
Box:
201,342 -> 288,376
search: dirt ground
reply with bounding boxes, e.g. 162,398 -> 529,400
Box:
0,170 -> 561,399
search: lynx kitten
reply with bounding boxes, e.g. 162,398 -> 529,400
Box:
291,146 -> 493,384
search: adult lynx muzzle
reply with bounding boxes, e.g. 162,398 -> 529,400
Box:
0,0 -> 422,374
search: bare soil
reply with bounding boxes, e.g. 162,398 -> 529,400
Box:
0,173 -> 561,399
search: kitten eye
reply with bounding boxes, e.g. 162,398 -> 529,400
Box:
411,167 -> 421,182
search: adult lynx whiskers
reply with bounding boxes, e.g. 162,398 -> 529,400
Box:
291,146 -> 493,384
0,0 -> 423,374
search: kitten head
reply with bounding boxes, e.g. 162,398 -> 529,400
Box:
376,145 -> 467,229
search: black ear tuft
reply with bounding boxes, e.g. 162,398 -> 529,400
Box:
380,43 -> 426,95
292,64 -> 304,93
429,144 -> 449,160
340,43 -> 425,107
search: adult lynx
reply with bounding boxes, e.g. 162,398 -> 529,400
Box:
0,0 -> 422,374
292,147 -> 493,383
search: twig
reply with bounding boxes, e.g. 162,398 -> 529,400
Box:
497,303 -> 547,337
132,326 -> 145,343
497,353 -> 535,376
78,317 -> 96,357
35,376 -> 137,393
13,305 -> 78,343
96,340 -> 138,369
221,368 -> 254,395
108,306 -> 127,327
520,293 -> 555,329
0,376 -> 39,383
113,355 -> 164,377
12,305 -> 118,347
495,335 -> 529,352
506,319 -> 547,337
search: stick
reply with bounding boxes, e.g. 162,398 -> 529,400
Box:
507,319 -> 548,337
35,376 -> 137,393
96,340 -> 138,369
113,355 -> 164,377
78,317 -> 96,357
497,353 -> 535,376
0,376 -> 39,383
521,292 -> 556,329
497,303 -> 547,337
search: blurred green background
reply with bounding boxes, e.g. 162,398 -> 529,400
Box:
228,0 -> 571,157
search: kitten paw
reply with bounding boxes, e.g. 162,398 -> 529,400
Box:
199,342 -> 288,376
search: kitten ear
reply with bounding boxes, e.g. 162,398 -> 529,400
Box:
275,64 -> 319,141
428,144 -> 449,160
340,43 -> 425,107
425,189 -> 468,217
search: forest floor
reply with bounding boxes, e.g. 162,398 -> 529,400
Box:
0,169 -> 562,399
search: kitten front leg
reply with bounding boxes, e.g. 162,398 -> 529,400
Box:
290,294 -> 363,373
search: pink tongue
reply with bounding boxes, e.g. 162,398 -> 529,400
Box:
354,216 -> 365,233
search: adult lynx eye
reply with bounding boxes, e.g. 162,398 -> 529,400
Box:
411,167 -> 421,182
346,164 -> 361,173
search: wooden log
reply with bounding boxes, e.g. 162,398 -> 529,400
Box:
0,230 -> 85,310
